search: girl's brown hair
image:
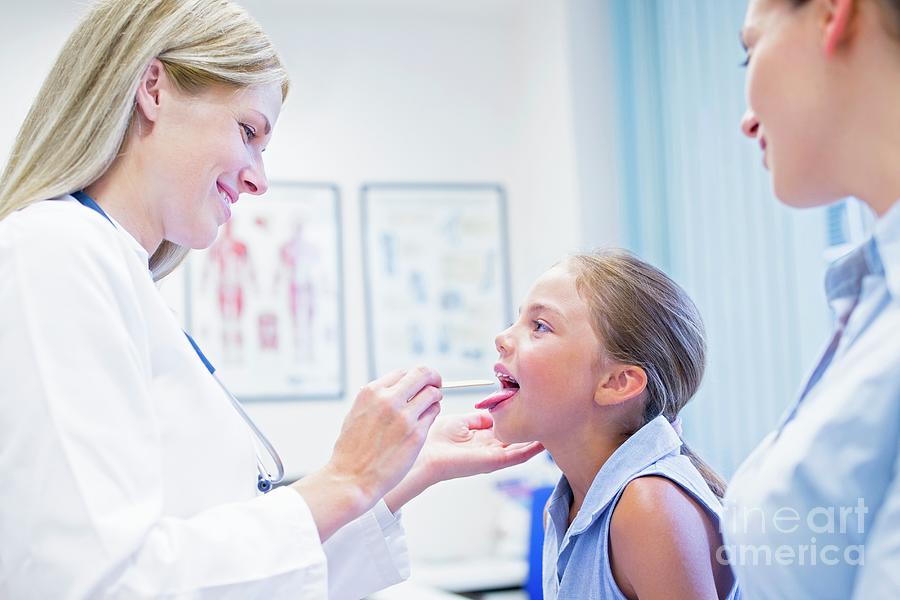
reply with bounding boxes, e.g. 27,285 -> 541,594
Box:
567,249 -> 727,498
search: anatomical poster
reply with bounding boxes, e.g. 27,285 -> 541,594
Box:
362,184 -> 511,383
186,183 -> 344,400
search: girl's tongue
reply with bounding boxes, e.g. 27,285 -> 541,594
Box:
474,387 -> 518,411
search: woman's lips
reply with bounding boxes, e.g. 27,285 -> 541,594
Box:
217,182 -> 237,204
216,186 -> 232,221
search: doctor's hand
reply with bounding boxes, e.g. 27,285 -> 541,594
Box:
383,412 -> 544,513
291,366 -> 443,542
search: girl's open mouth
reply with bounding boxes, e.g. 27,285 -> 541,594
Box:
474,369 -> 520,411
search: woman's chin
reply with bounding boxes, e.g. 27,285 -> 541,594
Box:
772,172 -> 842,210
183,225 -> 220,250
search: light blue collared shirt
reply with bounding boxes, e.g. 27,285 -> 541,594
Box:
723,200 -> 900,599
543,416 -> 741,599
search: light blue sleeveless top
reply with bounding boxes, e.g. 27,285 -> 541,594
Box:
542,416 -> 741,599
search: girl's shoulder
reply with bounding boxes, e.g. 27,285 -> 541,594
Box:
609,472 -> 735,599
636,453 -> 723,509
612,469 -> 717,533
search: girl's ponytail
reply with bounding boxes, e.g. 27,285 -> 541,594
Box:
680,442 -> 727,499
568,249 -> 727,500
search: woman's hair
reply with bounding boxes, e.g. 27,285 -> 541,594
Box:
0,0 -> 289,280
566,249 -> 727,498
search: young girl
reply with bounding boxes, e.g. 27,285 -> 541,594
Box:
477,249 -> 739,599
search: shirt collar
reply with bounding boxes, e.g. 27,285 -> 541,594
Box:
67,194 -> 150,268
107,212 -> 151,268
824,199 -> 900,311
823,239 -> 875,323
549,415 -> 683,538
873,198 -> 900,300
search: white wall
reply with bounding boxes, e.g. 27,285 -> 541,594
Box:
240,0 -> 578,477
566,0 -> 623,248
1,0 -> 620,482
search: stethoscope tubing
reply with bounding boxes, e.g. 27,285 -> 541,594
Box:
72,190 -> 284,493
212,372 -> 285,492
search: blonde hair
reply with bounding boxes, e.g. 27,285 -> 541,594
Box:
0,0 -> 289,280
567,249 -> 727,498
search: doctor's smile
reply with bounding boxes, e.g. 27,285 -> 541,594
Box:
216,181 -> 238,223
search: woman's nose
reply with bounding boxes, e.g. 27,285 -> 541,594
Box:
741,108 -> 760,139
239,155 -> 269,196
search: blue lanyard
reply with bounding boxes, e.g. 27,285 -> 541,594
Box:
72,190 -> 113,225
71,191 -> 216,375
71,191 -> 283,492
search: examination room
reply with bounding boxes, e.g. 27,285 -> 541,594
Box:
3,0 -> 897,599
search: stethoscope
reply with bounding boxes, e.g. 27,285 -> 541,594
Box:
72,191 -> 285,493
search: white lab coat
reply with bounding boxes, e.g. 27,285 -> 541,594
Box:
0,196 -> 410,599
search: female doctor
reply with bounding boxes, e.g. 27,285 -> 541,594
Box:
724,0 -> 900,597
0,0 -> 543,598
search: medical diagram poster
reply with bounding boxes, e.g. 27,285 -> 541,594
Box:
185,183 -> 344,400
362,184 -> 512,381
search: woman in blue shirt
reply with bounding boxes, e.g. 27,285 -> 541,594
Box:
725,0 -> 900,597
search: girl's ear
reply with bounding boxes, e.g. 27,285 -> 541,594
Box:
594,364 -> 648,407
822,0 -> 855,56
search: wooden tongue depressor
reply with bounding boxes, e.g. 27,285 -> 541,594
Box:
440,379 -> 496,390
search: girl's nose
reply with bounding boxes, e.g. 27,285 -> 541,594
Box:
741,108 -> 760,139
495,328 -> 512,355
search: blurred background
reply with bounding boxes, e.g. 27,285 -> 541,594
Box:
2,1 -> 873,598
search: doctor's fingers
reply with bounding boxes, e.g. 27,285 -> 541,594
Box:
389,365 -> 442,403
412,397 -> 442,434
354,368 -> 408,409
404,384 -> 443,421
458,411 -> 494,431
369,368 -> 408,389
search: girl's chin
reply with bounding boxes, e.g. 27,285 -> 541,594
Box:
494,429 -> 514,445
492,422 -> 531,445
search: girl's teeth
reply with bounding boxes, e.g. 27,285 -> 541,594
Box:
495,371 -> 518,385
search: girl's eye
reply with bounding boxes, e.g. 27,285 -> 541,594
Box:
533,320 -> 551,334
740,55 -> 750,68
240,123 -> 257,141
